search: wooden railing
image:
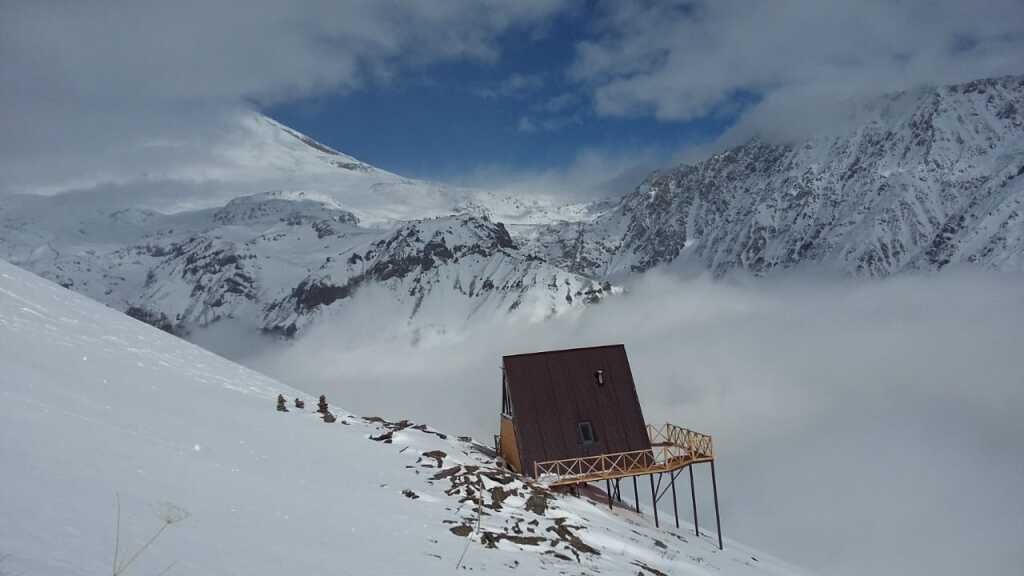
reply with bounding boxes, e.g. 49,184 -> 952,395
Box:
647,423 -> 714,463
533,423 -> 713,486
533,448 -> 656,483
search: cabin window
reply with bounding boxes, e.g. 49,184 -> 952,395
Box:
594,369 -> 605,386
576,421 -> 597,445
501,377 -> 513,417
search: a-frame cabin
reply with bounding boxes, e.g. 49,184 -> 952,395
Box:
496,343 -> 724,549
498,344 -> 652,478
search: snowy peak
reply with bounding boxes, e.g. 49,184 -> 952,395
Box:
212,191 -> 360,227
227,113 -> 380,176
206,113 -> 597,227
268,116 -> 370,168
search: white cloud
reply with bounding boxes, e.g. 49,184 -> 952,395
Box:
454,146 -> 662,200
570,0 -> 1024,140
474,73 -> 547,99
0,0 -> 574,194
516,115 -> 539,133
517,92 -> 586,134
516,112 -> 584,133
536,92 -> 579,113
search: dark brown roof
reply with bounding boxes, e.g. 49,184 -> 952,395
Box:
503,344 -> 651,476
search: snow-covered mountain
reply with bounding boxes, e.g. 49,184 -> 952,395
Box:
2,75 -> 1023,342
0,113 -> 612,339
535,75 -> 1024,277
0,188 -> 608,339
0,259 -> 803,575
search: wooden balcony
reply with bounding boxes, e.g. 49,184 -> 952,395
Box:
533,423 -> 714,487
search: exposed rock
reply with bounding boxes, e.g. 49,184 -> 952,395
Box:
431,466 -> 462,481
421,450 -> 447,468
449,524 -> 473,537
547,518 -> 599,556
632,560 -> 669,576
125,306 -> 178,335
525,492 -> 552,516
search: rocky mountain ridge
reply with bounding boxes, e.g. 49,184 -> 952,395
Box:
533,75 -> 1024,278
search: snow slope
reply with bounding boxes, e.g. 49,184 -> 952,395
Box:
0,259 -> 803,576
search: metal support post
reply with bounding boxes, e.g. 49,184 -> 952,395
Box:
633,476 -> 641,514
689,465 -> 699,536
650,474 -> 659,527
670,470 -> 680,528
711,461 -> 723,550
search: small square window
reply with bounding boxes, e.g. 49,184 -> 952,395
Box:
577,421 -> 596,445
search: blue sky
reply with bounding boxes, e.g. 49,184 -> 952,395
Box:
264,9 -> 745,181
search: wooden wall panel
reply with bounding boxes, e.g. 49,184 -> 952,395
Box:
499,415 -> 522,473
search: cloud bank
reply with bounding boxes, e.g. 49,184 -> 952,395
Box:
455,146 -> 662,201
243,269 -> 1024,576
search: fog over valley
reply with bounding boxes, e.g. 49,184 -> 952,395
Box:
242,269 -> 1024,575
